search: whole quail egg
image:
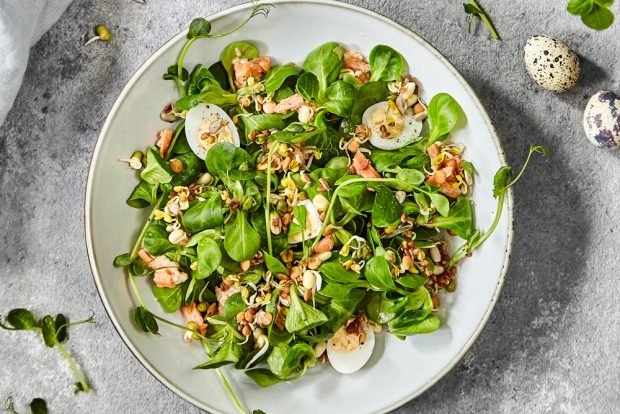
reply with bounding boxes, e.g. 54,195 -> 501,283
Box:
524,35 -> 580,93
185,103 -> 240,160
583,90 -> 620,150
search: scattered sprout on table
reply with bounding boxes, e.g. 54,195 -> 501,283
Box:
0,309 -> 94,394
84,24 -> 111,46
463,0 -> 501,40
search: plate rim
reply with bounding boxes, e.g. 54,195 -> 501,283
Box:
84,1 -> 514,412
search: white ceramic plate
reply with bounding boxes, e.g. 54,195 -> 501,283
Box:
85,1 -> 513,413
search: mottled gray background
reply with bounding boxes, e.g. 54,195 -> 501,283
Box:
1,0 -> 618,413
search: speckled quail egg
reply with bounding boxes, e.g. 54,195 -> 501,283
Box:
185,103 -> 240,159
583,90 -> 620,150
362,101 -> 423,150
524,35 -> 580,93
327,319 -> 375,374
287,199 -> 323,244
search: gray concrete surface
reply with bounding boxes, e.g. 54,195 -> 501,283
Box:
1,0 -> 619,413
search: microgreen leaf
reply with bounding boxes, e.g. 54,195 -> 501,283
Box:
113,253 -> 133,267
567,0 -> 615,30
567,0 -> 595,15
1,309 -> 38,330
134,306 -> 159,334
581,4 -> 615,29
30,398 -> 48,414
55,314 -> 68,343
188,18 -> 212,39
246,368 -> 287,387
40,315 -> 58,348
493,166 -> 512,198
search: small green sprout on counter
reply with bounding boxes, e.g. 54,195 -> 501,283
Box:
3,396 -> 48,414
0,309 -> 94,394
84,24 -> 111,46
29,398 -> 48,414
463,0 -> 501,40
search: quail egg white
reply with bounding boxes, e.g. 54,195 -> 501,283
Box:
185,103 -> 240,159
327,319 -> 375,374
583,90 -> 620,150
524,35 -> 580,93
287,199 -> 323,244
362,101 -> 423,150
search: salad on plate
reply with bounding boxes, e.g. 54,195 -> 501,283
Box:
112,3 -> 544,410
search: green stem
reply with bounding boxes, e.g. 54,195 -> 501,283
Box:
165,121 -> 186,161
201,341 -> 247,414
130,218 -> 154,259
446,193 -> 504,267
55,317 -> 94,336
446,146 -> 544,266
264,143 -> 278,255
176,5 -> 269,97
469,0 -> 501,40
128,272 -> 146,307
472,194 -> 504,249
175,78 -> 187,96
130,195 -> 165,259
176,38 -> 196,96
505,146 -> 538,190
206,9 -> 258,40
55,341 -> 90,393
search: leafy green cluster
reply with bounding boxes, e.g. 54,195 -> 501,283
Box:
120,35 -> 467,384
114,8 -> 545,413
567,0 -> 616,30
0,309 -> 93,394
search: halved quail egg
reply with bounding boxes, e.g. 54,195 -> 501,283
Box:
363,101 -> 423,150
327,316 -> 375,374
185,103 -> 240,159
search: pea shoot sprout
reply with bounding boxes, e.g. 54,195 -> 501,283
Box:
84,24 -> 111,46
118,151 -> 144,170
